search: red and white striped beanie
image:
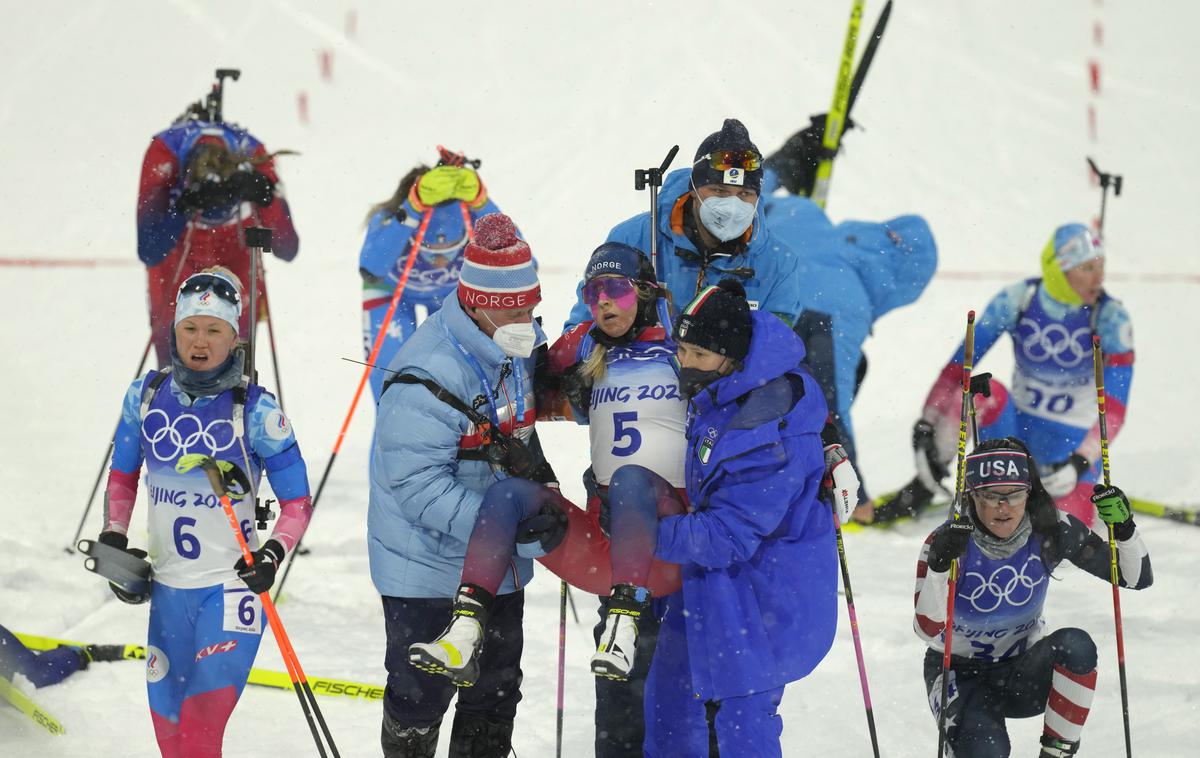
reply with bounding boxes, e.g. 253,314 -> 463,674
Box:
457,213 -> 541,310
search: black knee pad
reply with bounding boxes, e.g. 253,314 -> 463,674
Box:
382,711 -> 440,758
1051,627 -> 1098,673
449,711 -> 513,758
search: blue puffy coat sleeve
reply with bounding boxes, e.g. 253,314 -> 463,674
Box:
373,376 -> 483,545
655,419 -> 824,569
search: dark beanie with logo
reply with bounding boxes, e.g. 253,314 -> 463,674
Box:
673,278 -> 752,362
691,118 -> 764,193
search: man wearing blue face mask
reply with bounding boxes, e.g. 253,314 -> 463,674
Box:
565,118 -> 804,331
368,212 -> 556,757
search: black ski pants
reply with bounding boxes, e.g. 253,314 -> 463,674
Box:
923,627 -> 1097,757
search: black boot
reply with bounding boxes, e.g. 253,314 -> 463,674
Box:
448,711 -> 513,758
869,477 -> 937,524
381,711 -> 440,758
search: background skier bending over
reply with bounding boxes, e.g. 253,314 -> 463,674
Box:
358,147 -> 499,402
95,268 -> 312,757
758,117 -> 939,501
914,438 -> 1151,757
137,108 -> 299,367
861,223 -> 1132,526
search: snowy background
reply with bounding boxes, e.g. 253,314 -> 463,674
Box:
2,0 -> 1198,755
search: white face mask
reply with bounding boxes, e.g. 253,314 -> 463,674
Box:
697,194 -> 757,242
483,312 -> 539,358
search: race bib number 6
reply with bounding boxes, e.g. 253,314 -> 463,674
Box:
223,586 -> 262,635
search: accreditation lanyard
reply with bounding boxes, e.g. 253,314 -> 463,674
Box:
446,328 -> 525,429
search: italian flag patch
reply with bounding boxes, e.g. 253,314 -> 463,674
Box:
698,438 -> 713,464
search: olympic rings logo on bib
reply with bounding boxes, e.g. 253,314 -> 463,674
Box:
142,409 -> 238,462
1018,318 -> 1091,368
959,555 -> 1045,612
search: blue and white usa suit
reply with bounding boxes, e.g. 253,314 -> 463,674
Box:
565,169 -> 804,330
645,311 -> 839,758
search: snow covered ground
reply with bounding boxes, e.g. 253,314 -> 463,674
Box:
2,1 -> 1198,755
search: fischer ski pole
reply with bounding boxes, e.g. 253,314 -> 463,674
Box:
273,207 -> 435,602
635,145 -> 679,281
828,491 -> 880,757
1086,157 -> 1123,237
244,227 -> 272,385
1092,335 -> 1133,757
182,454 -> 340,757
811,0 -> 864,209
937,310 -> 975,758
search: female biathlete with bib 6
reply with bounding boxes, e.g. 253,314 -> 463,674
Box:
914,438 -> 1152,757
94,268 -> 312,757
407,242 -> 688,689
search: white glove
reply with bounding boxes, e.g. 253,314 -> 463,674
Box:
1041,454 -> 1090,498
824,444 -> 861,526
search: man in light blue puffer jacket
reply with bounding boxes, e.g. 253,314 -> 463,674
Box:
368,212 -> 550,758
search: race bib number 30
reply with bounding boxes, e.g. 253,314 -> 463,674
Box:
223,585 -> 262,635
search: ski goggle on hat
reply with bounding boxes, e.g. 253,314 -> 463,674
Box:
175,272 -> 242,332
698,149 -> 762,172
583,276 -> 640,311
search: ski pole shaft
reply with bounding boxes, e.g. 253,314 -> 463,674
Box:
69,234 -> 200,551
812,0 -> 865,209
259,261 -> 286,413
203,463 -> 339,757
272,209 -> 434,602
846,0 -> 893,117
831,507 -> 880,757
938,310 -> 975,758
67,338 -> 153,552
636,145 -> 678,281
556,579 -> 567,758
1093,335 -> 1132,757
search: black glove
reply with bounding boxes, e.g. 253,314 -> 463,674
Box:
227,169 -> 276,207
763,113 -> 856,197
913,419 -> 950,489
926,520 -> 975,573
561,365 -> 591,420
516,504 -> 569,554
233,539 -> 285,594
177,177 -> 237,215
98,531 -> 151,605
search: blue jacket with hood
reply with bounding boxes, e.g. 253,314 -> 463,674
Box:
367,296 -> 545,599
654,310 -> 839,700
760,169 -> 938,451
565,169 -> 804,330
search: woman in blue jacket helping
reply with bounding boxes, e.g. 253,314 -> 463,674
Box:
629,279 -> 839,757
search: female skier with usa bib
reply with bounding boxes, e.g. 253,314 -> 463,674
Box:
93,268 -> 312,757
914,438 -> 1152,757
